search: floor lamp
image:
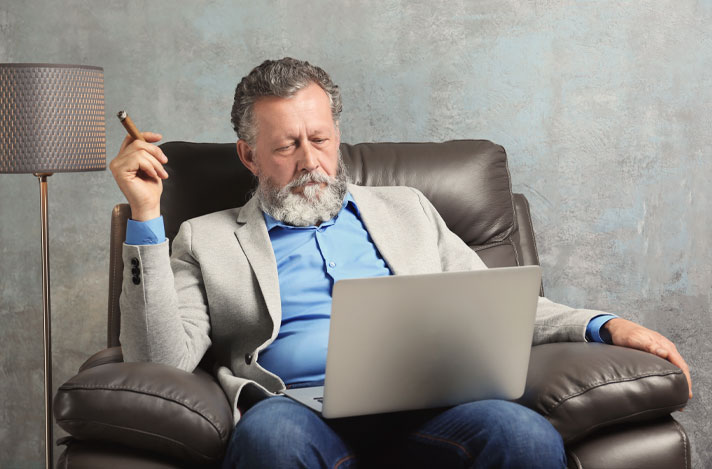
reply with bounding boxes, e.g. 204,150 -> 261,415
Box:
0,63 -> 106,469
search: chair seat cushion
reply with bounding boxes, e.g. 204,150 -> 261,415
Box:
517,343 -> 689,444
54,357 -> 233,465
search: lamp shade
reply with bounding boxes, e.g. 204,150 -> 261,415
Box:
0,63 -> 106,173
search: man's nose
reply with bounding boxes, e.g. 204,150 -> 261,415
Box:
297,143 -> 319,172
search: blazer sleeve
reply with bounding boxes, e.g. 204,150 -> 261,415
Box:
411,187 -> 610,345
119,220 -> 211,372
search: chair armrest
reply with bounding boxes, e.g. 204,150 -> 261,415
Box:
516,343 -> 689,444
78,346 -> 124,372
54,360 -> 233,465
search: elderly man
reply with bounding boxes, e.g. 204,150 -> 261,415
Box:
110,58 -> 692,468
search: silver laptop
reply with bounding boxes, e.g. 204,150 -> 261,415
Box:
281,265 -> 542,418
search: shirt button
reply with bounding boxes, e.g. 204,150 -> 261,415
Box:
329,262 -> 336,268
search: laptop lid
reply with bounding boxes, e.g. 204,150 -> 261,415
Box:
321,265 -> 542,418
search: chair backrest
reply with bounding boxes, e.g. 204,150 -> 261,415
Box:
107,140 -> 542,347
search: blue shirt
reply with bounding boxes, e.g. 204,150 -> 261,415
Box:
258,193 -> 392,384
125,201 -> 616,384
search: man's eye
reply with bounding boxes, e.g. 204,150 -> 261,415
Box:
276,144 -> 292,152
313,138 -> 327,144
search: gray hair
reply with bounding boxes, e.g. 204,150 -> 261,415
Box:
231,57 -> 342,146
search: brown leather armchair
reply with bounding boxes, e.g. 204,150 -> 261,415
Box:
54,140 -> 691,468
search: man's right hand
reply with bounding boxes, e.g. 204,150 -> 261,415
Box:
109,132 -> 169,221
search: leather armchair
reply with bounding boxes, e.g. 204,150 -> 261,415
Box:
54,140 -> 691,468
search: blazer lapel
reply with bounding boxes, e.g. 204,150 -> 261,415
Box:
234,196 -> 282,336
348,184 -> 406,275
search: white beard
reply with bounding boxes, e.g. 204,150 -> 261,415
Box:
255,156 -> 349,227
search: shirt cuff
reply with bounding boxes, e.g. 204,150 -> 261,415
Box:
125,216 -> 167,245
586,314 -> 618,344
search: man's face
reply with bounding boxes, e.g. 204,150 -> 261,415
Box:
240,82 -> 341,193
236,82 -> 348,226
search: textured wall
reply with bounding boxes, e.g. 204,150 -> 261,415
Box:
1,0 -> 710,467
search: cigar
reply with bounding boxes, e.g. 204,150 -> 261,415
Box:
117,110 -> 146,141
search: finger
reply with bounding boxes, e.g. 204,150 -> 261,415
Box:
666,350 -> 693,398
118,131 -> 163,152
135,155 -> 161,180
653,338 -> 692,399
127,140 -> 169,165
136,152 -> 169,179
141,131 -> 163,143
654,344 -> 693,399
113,148 -> 167,181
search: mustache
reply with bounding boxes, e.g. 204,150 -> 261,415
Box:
283,171 -> 336,192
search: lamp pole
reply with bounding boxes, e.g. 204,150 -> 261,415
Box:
35,172 -> 54,468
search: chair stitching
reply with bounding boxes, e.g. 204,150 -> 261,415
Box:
520,196 -> 544,295
472,238 -> 521,266
487,144 -> 518,244
57,385 -> 229,439
559,402 -> 689,445
519,195 -> 545,296
472,240 -> 510,252
58,418 -> 217,462
78,354 -> 122,373
509,235 -> 521,266
521,196 -> 542,266
671,418 -> 689,469
542,370 -> 684,415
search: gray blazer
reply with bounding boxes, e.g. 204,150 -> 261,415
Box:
120,184 -> 605,423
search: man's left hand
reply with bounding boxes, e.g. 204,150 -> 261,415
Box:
604,318 -> 693,399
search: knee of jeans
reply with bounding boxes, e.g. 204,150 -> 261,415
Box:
229,397 -> 323,456
478,401 -> 565,463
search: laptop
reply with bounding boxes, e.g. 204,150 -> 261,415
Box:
281,265 -> 542,418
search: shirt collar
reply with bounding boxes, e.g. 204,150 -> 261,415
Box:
263,191 -> 359,231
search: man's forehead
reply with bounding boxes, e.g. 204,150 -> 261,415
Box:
254,83 -> 330,116
253,84 -> 335,138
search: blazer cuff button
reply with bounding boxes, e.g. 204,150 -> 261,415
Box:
132,275 -> 141,285
131,257 -> 139,267
244,353 -> 254,365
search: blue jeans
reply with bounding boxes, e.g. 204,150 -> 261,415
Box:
221,396 -> 566,468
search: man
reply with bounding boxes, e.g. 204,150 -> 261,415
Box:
110,58 -> 692,468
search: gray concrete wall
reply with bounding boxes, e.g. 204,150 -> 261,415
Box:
1,0 -> 710,467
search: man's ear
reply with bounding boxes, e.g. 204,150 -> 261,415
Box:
236,139 -> 258,176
